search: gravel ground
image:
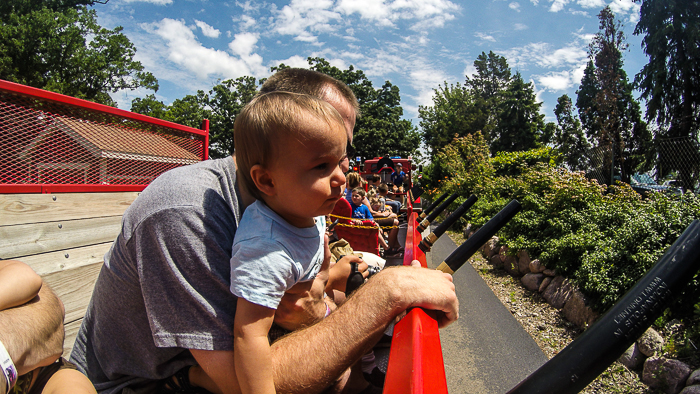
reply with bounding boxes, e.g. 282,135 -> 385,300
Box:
448,232 -> 657,394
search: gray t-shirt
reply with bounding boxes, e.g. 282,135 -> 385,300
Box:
70,157 -> 242,394
230,200 -> 325,310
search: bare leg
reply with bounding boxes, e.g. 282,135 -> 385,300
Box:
41,369 -> 96,394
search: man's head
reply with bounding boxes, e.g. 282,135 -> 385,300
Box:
259,68 -> 359,140
378,183 -> 389,195
395,163 -> 403,172
234,92 -> 347,226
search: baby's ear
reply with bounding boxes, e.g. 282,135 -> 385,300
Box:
250,164 -> 276,197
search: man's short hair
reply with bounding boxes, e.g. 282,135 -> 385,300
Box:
259,68 -> 360,118
234,91 -> 345,200
378,183 -> 389,193
371,174 -> 381,182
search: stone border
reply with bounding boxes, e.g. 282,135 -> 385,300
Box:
467,226 -> 700,394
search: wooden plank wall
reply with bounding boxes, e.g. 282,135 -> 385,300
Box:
0,192 -> 139,357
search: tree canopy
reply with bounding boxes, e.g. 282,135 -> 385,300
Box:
0,0 -> 157,105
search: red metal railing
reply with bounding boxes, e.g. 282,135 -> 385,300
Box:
383,197 -> 449,393
0,79 -> 208,194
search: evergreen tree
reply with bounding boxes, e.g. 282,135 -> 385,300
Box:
554,94 -> 591,171
634,0 -> 700,190
0,0 -> 158,105
465,51 -> 512,144
576,6 -> 651,184
491,73 -> 549,153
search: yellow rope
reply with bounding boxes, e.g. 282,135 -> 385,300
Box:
328,214 -> 398,230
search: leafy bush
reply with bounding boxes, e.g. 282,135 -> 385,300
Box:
428,134 -> 700,321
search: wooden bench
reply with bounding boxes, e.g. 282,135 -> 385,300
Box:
0,192 -> 139,357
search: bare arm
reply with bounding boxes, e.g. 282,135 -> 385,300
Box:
234,299 -> 276,394
0,260 -> 43,311
0,281 -> 65,376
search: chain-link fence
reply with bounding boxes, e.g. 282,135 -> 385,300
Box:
0,80 -> 209,193
584,136 -> 700,194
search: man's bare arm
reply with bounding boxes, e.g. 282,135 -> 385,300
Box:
0,282 -> 65,376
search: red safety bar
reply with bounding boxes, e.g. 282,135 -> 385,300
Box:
0,79 -> 209,194
383,209 -> 448,394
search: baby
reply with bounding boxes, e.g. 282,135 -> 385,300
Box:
231,91 -> 347,394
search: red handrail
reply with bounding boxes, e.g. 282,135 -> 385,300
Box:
383,209 -> 448,394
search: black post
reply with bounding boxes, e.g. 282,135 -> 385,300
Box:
436,200 -> 522,275
419,195 -> 478,253
507,220 -> 700,394
416,193 -> 460,233
418,192 -> 450,219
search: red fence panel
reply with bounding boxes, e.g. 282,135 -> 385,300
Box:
383,211 -> 448,394
0,79 -> 208,193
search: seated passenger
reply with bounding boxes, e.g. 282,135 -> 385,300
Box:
350,188 -> 402,257
0,260 -> 95,394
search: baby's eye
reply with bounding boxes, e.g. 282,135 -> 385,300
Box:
314,163 -> 329,171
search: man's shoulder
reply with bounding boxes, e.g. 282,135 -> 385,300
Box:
124,157 -> 240,229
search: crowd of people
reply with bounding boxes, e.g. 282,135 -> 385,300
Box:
3,68 -> 458,394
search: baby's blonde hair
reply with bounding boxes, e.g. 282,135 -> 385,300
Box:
346,172 -> 362,189
234,91 -> 345,200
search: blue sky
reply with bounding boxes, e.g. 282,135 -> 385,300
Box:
99,0 -> 646,126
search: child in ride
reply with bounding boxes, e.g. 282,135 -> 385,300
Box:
350,188 -> 402,256
231,91 -> 347,394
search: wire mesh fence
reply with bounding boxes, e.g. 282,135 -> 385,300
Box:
0,80 -> 208,193
583,136 -> 700,194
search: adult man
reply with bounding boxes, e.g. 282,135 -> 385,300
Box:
70,68 -> 458,394
390,163 -> 405,188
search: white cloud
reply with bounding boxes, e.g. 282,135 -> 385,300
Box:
549,0 -> 568,12
464,64 -> 477,79
269,55 -> 310,69
530,0 -> 539,4
475,32 -> 496,42
335,0 -> 460,29
609,0 -> 641,23
272,0 -> 342,43
140,18 -> 267,81
577,0 -> 605,8
509,2 -> 521,12
502,41 -> 587,70
236,15 -> 257,30
537,70 -> 573,90
514,23 -> 528,30
194,20 -> 221,38
123,0 -> 172,4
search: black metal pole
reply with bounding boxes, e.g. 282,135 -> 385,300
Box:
416,193 -> 460,233
418,192 -> 450,220
507,220 -> 700,394
436,200 -> 522,275
419,195 -> 478,253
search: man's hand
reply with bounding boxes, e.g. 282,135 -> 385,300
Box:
274,235 -> 332,330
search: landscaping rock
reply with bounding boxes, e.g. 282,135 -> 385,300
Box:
543,268 -> 556,277
529,259 -> 545,274
538,276 -> 552,293
489,255 -> 503,269
517,249 -> 531,275
542,276 -> 574,309
562,289 -> 598,328
503,254 -> 519,276
637,328 -> 664,357
643,357 -> 692,394
687,369 -> 700,386
680,386 -> 700,394
484,236 -> 499,259
521,273 -> 544,292
618,343 -> 645,370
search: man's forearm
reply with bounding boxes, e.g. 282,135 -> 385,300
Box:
0,282 -> 65,376
270,265 -> 458,394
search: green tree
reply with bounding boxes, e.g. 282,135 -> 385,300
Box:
131,94 -> 168,119
465,51 -> 512,144
0,1 -> 157,105
418,82 -> 481,157
131,92 -> 209,130
554,94 -> 591,171
634,0 -> 700,190
491,72 -> 551,153
577,6 -> 651,184
305,57 -> 420,160
206,76 -> 258,159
